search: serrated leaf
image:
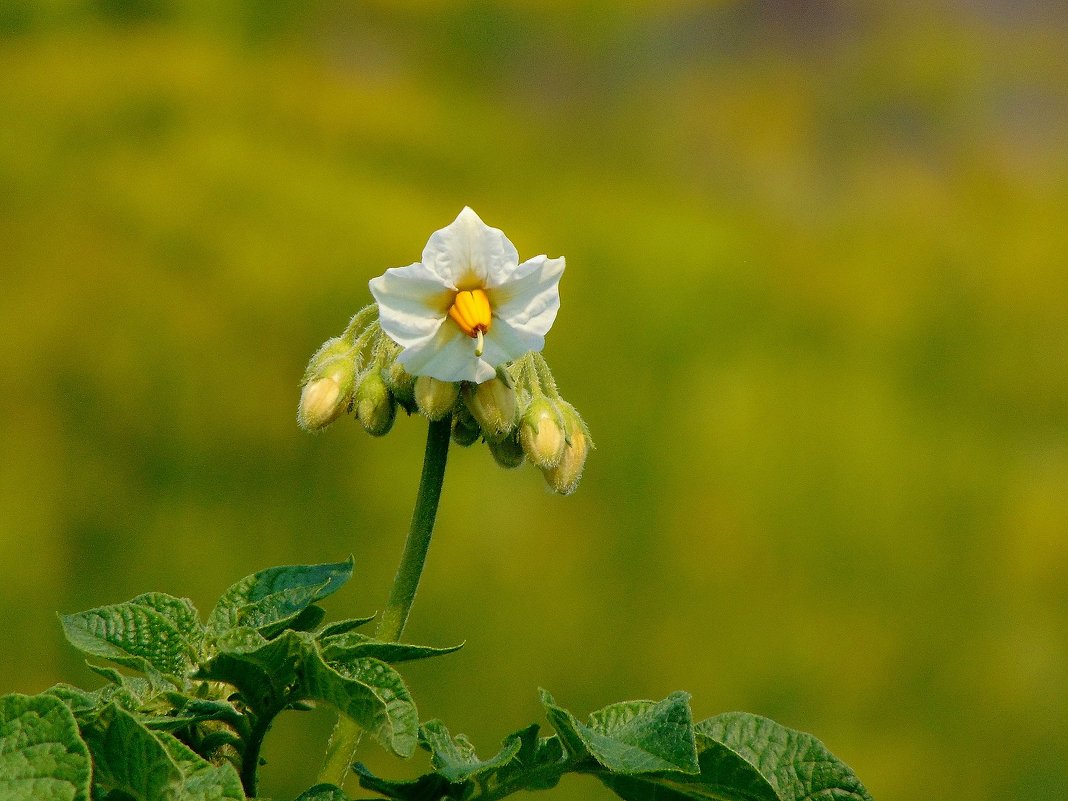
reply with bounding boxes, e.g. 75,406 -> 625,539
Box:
304,654 -> 419,758
0,693 -> 91,801
292,783 -> 351,801
696,713 -> 873,801
207,559 -> 353,638
419,719 -> 523,783
60,602 -> 194,679
353,763 -> 448,801
542,690 -> 699,775
319,632 -> 463,666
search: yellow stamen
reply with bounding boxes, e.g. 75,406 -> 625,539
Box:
448,289 -> 492,348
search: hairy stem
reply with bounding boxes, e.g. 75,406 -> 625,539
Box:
318,415 -> 453,787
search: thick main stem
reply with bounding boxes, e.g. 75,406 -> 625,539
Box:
318,415 -> 452,787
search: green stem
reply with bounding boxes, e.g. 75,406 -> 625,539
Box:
318,415 -> 453,787
240,711 -> 275,798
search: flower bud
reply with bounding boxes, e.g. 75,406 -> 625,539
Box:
519,398 -> 566,469
355,369 -> 396,437
414,376 -> 459,421
297,339 -> 356,431
451,405 -> 481,447
462,378 -> 517,441
543,404 -> 590,495
488,432 -> 525,469
384,359 -> 417,414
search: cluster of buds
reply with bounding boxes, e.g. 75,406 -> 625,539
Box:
298,305 -> 592,495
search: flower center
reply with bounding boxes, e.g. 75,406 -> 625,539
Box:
448,289 -> 492,357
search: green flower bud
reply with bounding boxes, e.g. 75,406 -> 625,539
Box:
543,403 -> 590,495
414,376 -> 459,421
451,404 -> 481,447
297,338 -> 356,431
384,359 -> 417,414
488,432 -> 525,469
519,398 -> 566,469
355,369 -> 396,437
462,378 -> 517,441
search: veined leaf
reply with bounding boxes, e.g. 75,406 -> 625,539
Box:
79,703 -> 182,800
80,703 -> 244,801
305,653 -> 419,758
542,690 -> 700,775
696,713 -> 873,801
199,628 -> 307,713
128,593 -> 204,655
153,728 -> 244,800
597,738 -> 780,801
207,558 -> 353,638
0,693 -> 91,801
60,601 -> 194,679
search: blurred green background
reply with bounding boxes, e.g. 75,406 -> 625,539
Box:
2,1 -> 1067,799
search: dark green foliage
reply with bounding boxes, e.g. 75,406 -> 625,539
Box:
1,561 -> 871,801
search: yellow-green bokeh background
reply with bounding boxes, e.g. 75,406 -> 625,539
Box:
2,2 -> 1067,799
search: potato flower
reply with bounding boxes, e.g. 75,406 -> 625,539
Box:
370,207 -> 565,383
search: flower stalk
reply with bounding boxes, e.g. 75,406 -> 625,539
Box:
318,415 -> 453,788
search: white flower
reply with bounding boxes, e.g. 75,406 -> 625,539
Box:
370,207 -> 565,383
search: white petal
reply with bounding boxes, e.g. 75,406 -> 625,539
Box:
480,317 -> 544,365
421,207 -> 519,291
398,322 -> 495,383
370,262 -> 453,347
489,255 -> 564,338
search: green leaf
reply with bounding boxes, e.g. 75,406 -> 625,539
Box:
80,704 -> 244,801
207,559 -> 354,638
319,632 -> 463,666
153,728 -> 245,801
292,783 -> 351,801
129,594 -> 204,655
541,690 -> 699,775
419,719 -> 523,783
201,628 -> 419,758
598,737 -> 780,801
289,604 -> 328,633
60,602 -> 194,679
79,703 -> 180,800
317,615 -> 377,639
696,713 -> 873,801
42,685 -> 102,716
352,764 -> 448,801
200,628 -> 306,714
305,653 -> 419,759
139,698 -> 244,733
0,693 -> 91,801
